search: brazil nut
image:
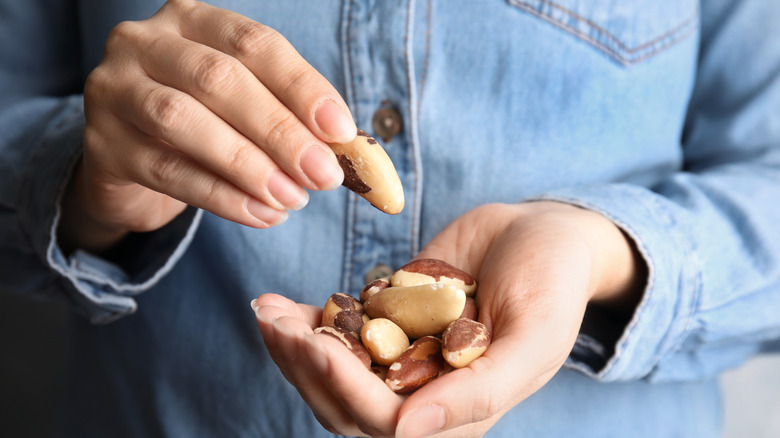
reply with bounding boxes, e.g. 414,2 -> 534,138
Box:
321,293 -> 368,338
441,318 -> 491,369
360,318 -> 410,366
328,129 -> 404,215
313,326 -> 372,369
390,258 -> 477,297
385,336 -> 446,394
363,283 -> 466,339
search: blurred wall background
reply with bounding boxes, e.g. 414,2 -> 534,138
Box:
1,291 -> 779,437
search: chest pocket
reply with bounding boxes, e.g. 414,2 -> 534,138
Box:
507,0 -> 699,66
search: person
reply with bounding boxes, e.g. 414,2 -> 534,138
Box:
1,0 -> 778,436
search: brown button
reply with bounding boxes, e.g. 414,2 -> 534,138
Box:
364,263 -> 394,285
372,105 -> 403,143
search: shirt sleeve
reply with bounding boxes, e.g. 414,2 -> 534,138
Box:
0,1 -> 201,324
541,0 -> 780,383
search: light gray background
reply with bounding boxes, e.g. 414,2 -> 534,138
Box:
1,292 -> 778,437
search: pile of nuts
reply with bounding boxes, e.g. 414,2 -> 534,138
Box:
313,259 -> 491,394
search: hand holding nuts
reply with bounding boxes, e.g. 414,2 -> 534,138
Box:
312,258 -> 490,394
328,129 -> 404,215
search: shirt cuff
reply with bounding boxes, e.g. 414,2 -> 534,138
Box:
21,96 -> 203,324
526,183 -> 702,382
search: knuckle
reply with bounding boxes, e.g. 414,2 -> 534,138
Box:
228,20 -> 275,58
83,68 -> 112,104
106,21 -> 144,51
225,141 -> 255,175
148,152 -> 185,187
192,53 -> 239,96
279,65 -> 316,96
201,177 -> 229,209
264,110 -> 300,148
142,89 -> 189,138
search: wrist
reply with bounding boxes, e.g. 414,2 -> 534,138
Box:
57,160 -> 129,254
583,209 -> 647,316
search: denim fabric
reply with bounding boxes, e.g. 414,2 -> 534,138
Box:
1,0 -> 779,436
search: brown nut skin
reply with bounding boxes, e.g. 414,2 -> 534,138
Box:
442,318 -> 491,369
364,283 -> 466,339
385,336 -> 446,394
313,326 -> 372,369
359,277 -> 390,303
370,365 -> 389,381
360,318 -> 410,366
321,293 -> 366,338
328,129 -> 404,215
390,258 -> 477,297
460,297 -> 479,321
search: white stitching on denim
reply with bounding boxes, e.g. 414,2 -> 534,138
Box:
507,0 -> 699,66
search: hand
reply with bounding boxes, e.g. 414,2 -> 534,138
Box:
60,0 -> 355,252
253,201 -> 645,437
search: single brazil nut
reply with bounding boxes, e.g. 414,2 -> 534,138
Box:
385,336 -> 446,394
328,129 -> 405,215
321,293 -> 368,338
364,284 -> 466,339
390,258 -> 478,297
313,326 -> 372,369
359,276 -> 390,304
441,318 -> 491,369
360,318 -> 410,366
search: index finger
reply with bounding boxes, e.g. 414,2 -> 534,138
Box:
171,0 -> 356,144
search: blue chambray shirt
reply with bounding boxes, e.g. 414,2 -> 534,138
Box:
1,0 -> 779,436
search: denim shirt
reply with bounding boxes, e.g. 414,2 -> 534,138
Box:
2,0 -> 779,436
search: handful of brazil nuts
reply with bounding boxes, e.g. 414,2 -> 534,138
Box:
313,259 -> 491,394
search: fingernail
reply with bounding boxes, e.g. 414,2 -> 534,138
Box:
397,405 -> 447,438
300,145 -> 344,190
247,198 -> 289,227
314,99 -> 356,144
267,170 -> 309,211
250,299 -> 259,312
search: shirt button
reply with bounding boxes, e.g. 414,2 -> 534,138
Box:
372,104 -> 403,143
364,263 -> 394,284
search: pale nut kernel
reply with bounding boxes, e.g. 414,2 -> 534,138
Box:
328,129 -> 404,215
360,277 -> 390,303
321,293 -> 365,338
390,258 -> 477,297
384,336 -> 446,394
360,318 -> 410,366
313,326 -> 372,369
441,318 -> 491,369
364,283 -> 466,339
